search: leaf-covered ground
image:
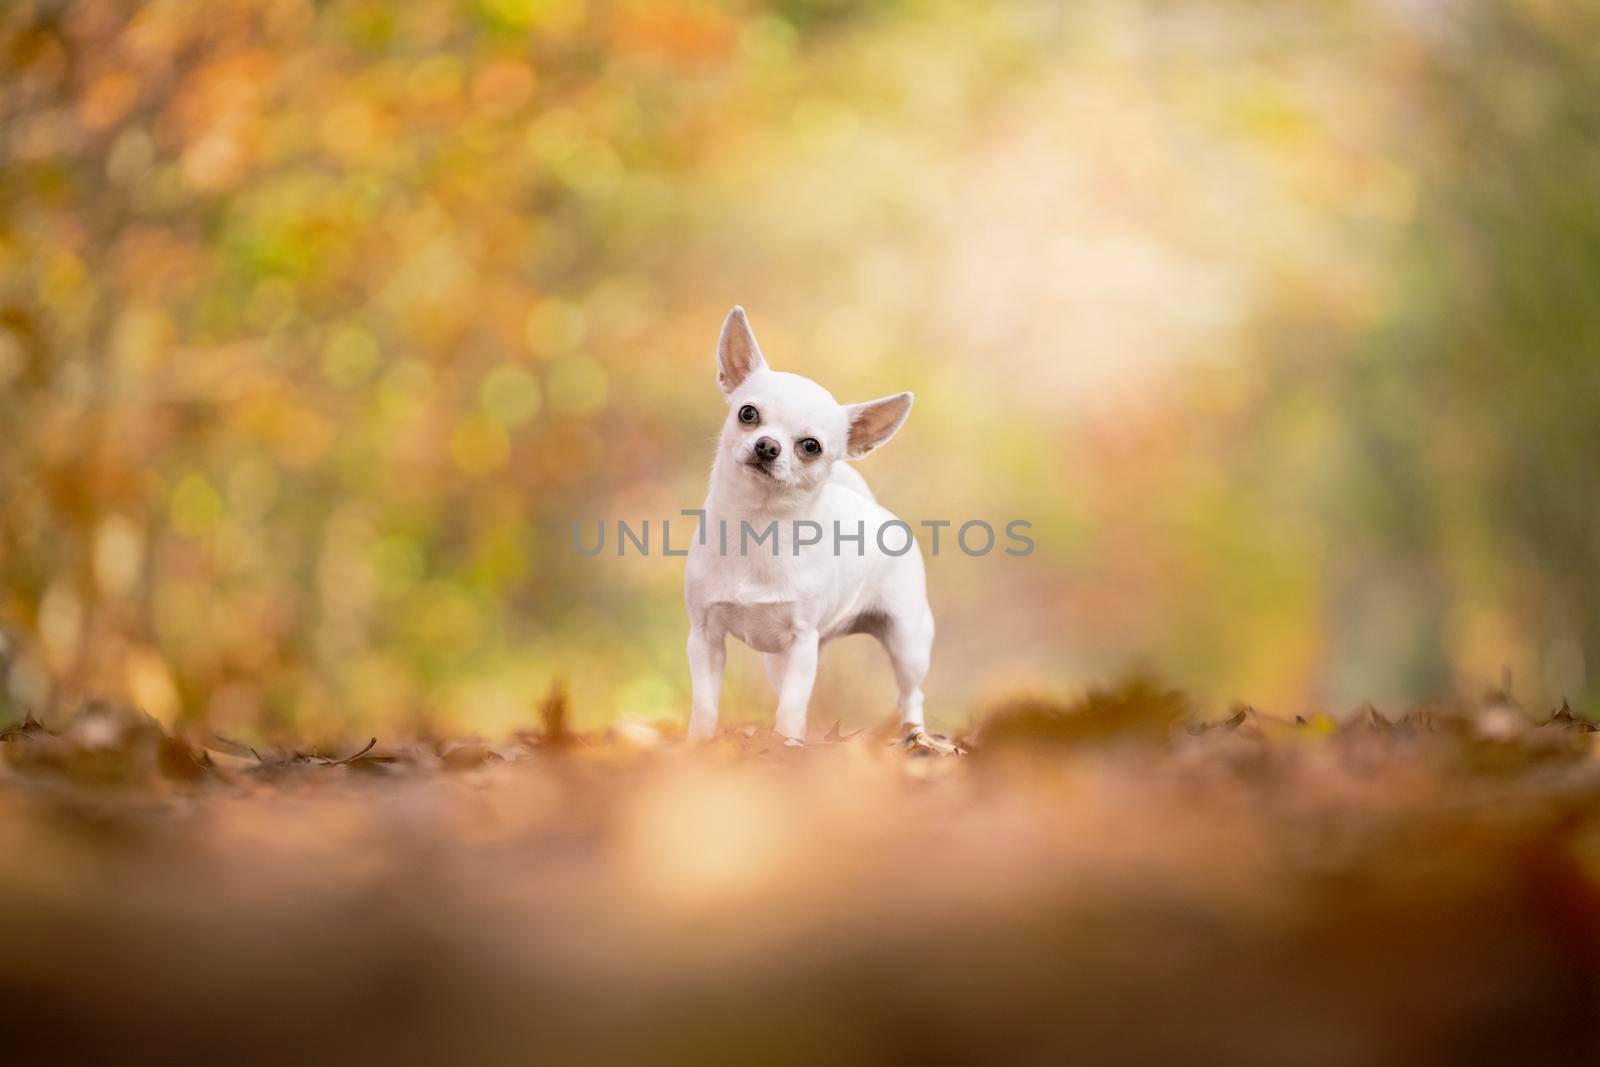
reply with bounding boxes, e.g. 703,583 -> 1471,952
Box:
3,684 -> 1600,1066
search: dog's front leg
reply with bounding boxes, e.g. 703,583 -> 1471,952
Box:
686,626 -> 725,741
772,628 -> 819,743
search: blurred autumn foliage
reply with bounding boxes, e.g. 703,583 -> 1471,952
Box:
2,0 -> 847,737
2,0 -> 1599,739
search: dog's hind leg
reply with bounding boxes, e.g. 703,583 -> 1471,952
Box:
883,607 -> 933,734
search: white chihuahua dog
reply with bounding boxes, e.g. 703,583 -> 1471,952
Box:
684,307 -> 934,742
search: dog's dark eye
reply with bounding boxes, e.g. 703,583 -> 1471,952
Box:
738,405 -> 759,425
798,437 -> 822,457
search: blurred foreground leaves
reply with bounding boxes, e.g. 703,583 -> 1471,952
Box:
980,676 -> 1189,749
4,683 -> 1600,1064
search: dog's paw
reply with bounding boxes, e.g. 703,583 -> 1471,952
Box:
901,729 -> 964,757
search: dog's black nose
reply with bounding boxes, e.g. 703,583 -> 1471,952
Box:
753,436 -> 781,462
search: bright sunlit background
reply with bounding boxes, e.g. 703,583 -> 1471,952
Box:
2,0 -> 1596,740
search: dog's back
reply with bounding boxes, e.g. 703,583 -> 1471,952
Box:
827,461 -> 875,502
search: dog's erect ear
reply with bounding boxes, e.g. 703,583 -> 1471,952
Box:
844,392 -> 913,459
717,306 -> 768,395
